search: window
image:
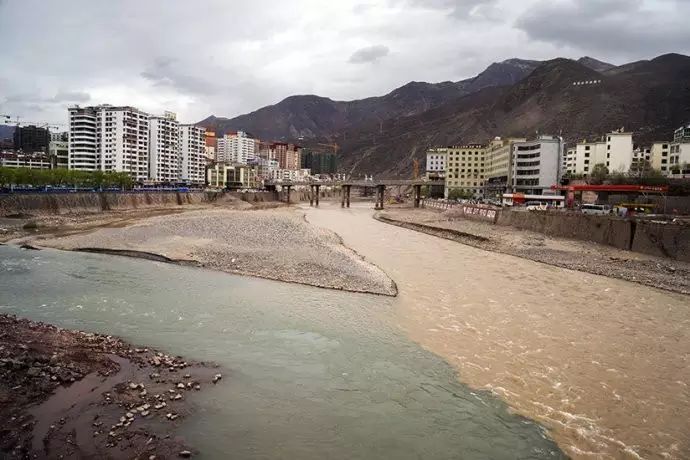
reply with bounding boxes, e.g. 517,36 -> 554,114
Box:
585,146 -> 590,151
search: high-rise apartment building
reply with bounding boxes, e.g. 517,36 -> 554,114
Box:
216,131 -> 256,164
180,124 -> 206,185
68,105 -> 150,181
149,112 -> 180,183
68,106 -> 99,170
13,125 -> 50,153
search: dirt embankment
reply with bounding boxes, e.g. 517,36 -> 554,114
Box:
377,207 -> 690,295
0,314 -> 221,459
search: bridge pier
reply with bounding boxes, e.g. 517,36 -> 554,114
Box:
413,184 -> 422,208
285,185 -> 292,204
341,185 -> 351,208
374,184 -> 386,210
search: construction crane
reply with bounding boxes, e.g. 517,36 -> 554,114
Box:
317,142 -> 339,155
1,114 -> 64,131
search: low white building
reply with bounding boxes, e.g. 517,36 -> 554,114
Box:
564,130 -> 633,176
511,135 -> 562,194
270,168 -> 311,182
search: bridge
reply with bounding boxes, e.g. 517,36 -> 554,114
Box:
264,179 -> 431,209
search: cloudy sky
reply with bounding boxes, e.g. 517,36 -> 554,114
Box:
1,0 -> 688,127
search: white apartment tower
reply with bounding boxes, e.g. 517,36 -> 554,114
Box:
149,112 -> 180,183
99,106 -> 149,181
217,131 -> 256,164
68,105 -> 150,181
179,124 -> 206,185
68,106 -> 99,171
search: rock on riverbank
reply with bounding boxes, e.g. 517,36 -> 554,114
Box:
0,314 -> 219,459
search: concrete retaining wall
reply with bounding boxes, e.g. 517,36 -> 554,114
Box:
631,221 -> 690,262
495,209 -> 690,260
0,191 -> 224,216
496,210 -> 633,250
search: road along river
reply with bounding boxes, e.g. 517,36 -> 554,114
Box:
0,244 -> 563,459
305,203 -> 690,459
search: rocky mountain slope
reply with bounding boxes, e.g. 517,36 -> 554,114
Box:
198,59 -> 541,140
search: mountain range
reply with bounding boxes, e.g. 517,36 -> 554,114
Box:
199,53 -> 690,176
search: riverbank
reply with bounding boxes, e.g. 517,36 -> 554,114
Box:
0,314 -> 219,459
11,205 -> 396,296
376,207 -> 690,295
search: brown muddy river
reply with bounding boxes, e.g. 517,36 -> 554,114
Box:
306,203 -> 690,459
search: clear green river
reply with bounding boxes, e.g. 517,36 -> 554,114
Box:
0,245 -> 564,459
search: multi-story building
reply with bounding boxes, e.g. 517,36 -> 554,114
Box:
216,131 -> 256,164
673,123 -> 690,143
254,158 -> 278,182
179,124 -> 206,185
0,151 -> 52,169
563,130 -> 633,176
271,142 -> 301,170
444,144 -> 486,198
650,142 -> 671,173
68,106 -> 99,171
484,137 -> 526,199
425,148 -> 447,173
148,112 -> 180,184
13,125 -> 50,153
49,139 -> 69,169
510,135 -> 562,195
204,131 -> 217,162
68,105 -> 150,181
301,149 -> 337,175
98,105 -> 150,181
206,162 -> 257,189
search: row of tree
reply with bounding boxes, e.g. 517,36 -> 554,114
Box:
0,167 -> 133,189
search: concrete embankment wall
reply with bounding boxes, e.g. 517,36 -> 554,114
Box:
0,191 -> 225,216
495,209 -> 690,261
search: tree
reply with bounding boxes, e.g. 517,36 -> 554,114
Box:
589,163 -> 609,184
447,188 -> 473,200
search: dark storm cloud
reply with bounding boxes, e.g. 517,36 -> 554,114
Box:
349,45 -> 390,63
515,0 -> 690,58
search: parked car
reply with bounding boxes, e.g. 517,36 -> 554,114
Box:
581,204 -> 610,215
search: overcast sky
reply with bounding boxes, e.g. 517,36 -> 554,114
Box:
1,0 -> 688,128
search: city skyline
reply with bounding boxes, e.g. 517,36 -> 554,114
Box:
1,0 -> 689,126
